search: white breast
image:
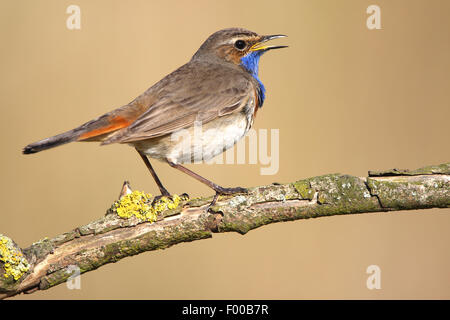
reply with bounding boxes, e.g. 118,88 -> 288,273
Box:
168,111 -> 249,164
135,98 -> 256,164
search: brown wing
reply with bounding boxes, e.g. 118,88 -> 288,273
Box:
102,61 -> 255,144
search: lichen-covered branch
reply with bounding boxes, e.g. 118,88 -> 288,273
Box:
1,163 -> 449,299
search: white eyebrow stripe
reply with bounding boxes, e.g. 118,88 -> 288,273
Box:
226,35 -> 257,45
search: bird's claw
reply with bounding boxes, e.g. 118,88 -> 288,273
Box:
206,186 -> 248,213
151,193 -> 190,206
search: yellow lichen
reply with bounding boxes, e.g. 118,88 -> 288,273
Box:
0,235 -> 30,281
114,191 -> 186,222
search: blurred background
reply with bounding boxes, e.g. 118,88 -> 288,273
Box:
1,0 -> 449,299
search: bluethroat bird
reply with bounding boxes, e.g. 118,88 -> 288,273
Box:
23,28 -> 287,206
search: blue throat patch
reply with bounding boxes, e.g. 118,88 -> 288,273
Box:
240,51 -> 266,107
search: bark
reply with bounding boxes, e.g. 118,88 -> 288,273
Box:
0,163 -> 449,299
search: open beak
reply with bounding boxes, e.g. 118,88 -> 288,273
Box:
250,34 -> 288,52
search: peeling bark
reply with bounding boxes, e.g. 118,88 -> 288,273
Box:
0,163 -> 449,299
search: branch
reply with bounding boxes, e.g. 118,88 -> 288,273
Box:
1,163 -> 449,299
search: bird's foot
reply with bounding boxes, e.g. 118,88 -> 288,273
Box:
151,192 -> 189,206
207,186 -> 248,212
214,186 -> 248,195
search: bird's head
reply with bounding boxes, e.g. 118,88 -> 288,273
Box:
192,28 -> 287,76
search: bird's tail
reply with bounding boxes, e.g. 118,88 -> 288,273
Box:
23,128 -> 83,154
22,112 -> 135,154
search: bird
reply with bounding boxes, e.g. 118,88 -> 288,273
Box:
23,28 -> 287,206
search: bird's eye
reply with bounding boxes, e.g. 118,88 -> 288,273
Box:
234,40 -> 246,50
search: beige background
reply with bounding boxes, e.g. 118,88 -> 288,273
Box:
1,0 -> 449,299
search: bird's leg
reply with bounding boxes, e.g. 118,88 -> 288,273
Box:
167,160 -> 248,208
136,149 -> 171,201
